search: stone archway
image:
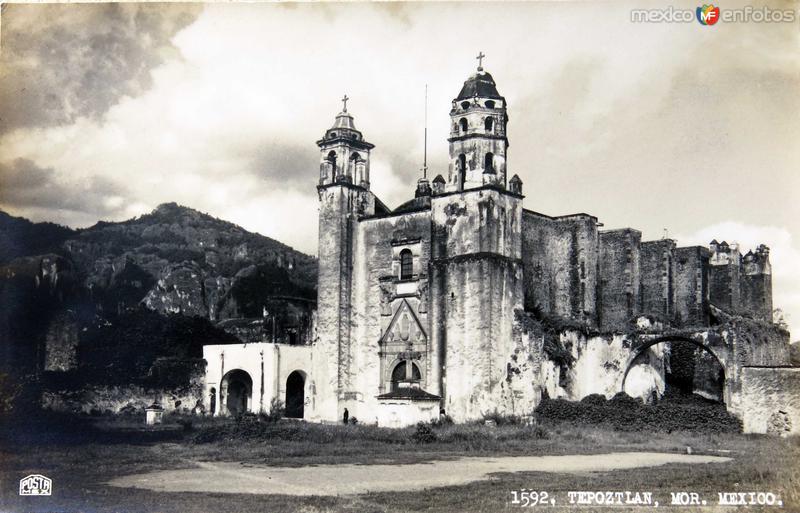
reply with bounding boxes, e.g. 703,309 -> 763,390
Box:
622,335 -> 727,403
285,370 -> 306,419
221,369 -> 252,416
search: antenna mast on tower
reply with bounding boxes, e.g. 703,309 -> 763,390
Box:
423,84 -> 428,179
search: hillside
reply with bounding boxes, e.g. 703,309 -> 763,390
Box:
60,202 -> 317,318
0,204 -> 318,382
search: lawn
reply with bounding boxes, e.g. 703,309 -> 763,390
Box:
0,412 -> 798,513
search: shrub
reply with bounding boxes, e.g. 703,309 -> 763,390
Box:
535,392 -> 741,433
261,398 -> 284,423
483,411 -> 524,426
411,422 -> 437,444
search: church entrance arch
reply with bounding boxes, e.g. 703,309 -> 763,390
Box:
621,336 -> 726,403
391,361 -> 421,392
285,370 -> 306,419
221,369 -> 252,416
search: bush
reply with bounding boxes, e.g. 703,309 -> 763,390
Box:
411,422 -> 437,444
535,392 -> 741,433
261,398 -> 284,423
483,411 -> 524,426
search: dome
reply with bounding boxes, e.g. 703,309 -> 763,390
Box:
332,110 -> 357,131
456,70 -> 503,100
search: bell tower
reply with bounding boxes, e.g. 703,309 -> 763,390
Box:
447,53 -> 509,192
317,95 -> 375,188
313,97 -> 377,423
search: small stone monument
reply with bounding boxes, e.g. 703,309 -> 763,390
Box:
145,402 -> 164,426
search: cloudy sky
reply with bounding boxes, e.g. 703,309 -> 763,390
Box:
0,1 -> 798,332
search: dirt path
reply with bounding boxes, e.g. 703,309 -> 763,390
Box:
107,452 -> 730,496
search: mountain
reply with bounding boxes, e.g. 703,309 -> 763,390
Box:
0,211 -> 76,264
0,204 -> 318,381
59,202 -> 317,318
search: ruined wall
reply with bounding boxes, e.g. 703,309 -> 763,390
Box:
709,247 -> 741,312
42,384 -> 204,415
741,270 -> 772,321
737,367 -> 800,435
521,211 -> 598,323
511,313 -> 666,406
598,229 -> 641,330
640,240 -> 676,320
674,246 -> 709,327
43,364 -> 206,415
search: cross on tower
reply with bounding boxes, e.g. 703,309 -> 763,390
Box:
476,51 -> 485,70
341,94 -> 349,112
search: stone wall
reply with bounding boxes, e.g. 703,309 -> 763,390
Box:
709,249 -> 741,312
736,367 -> 800,435
42,384 -> 204,415
521,211 -> 598,323
673,246 -> 709,326
640,240 -> 676,320
741,272 -> 772,321
345,209 -> 432,422
430,188 -> 526,421
598,229 -> 641,330
314,183 -> 377,422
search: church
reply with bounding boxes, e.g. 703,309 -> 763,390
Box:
203,59 -> 795,432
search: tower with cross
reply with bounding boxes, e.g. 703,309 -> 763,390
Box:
313,95 -> 380,422
446,52 -> 511,192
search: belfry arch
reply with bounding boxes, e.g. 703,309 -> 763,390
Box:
621,335 -> 728,404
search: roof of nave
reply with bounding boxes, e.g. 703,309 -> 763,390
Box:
393,196 -> 432,215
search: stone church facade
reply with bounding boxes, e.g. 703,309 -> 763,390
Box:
204,65 -> 798,432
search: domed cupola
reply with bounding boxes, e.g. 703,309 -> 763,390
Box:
456,70 -> 503,101
317,95 -> 375,189
447,53 -> 510,193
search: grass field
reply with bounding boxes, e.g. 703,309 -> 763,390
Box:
1,413 -> 798,513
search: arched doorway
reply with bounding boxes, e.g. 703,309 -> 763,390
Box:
622,336 -> 726,403
285,370 -> 306,419
221,369 -> 252,416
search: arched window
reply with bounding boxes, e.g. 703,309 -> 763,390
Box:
391,361 -> 422,391
327,150 -> 337,164
400,249 -> 413,280
391,362 -> 406,383
458,154 -> 467,188
484,152 -> 495,173
410,362 -> 421,381
484,117 -> 494,132
459,118 -> 468,133
485,100 -> 496,109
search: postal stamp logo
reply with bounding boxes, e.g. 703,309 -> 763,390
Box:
19,474 -> 52,496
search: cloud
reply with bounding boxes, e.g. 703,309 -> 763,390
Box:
0,1 -> 797,268
0,158 -> 129,224
0,3 -> 201,134
675,222 -> 800,337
